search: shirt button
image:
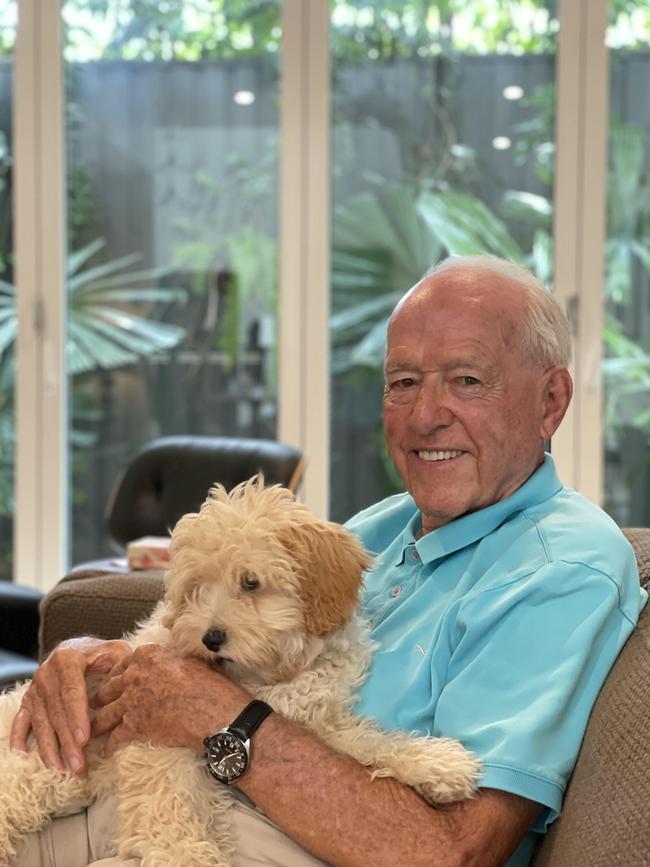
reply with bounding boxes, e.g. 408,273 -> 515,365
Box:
390,586 -> 402,598
411,548 -> 420,561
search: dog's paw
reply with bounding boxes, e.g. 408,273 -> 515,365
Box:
368,734 -> 482,804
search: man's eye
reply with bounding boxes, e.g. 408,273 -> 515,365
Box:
384,377 -> 418,403
240,574 -> 260,592
460,376 -> 480,386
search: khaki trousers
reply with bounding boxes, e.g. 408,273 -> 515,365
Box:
11,795 -> 329,867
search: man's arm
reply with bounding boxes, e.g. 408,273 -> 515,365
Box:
91,645 -> 541,867
240,711 -> 540,867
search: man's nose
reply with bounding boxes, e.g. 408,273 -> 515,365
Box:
202,627 -> 227,652
409,380 -> 454,431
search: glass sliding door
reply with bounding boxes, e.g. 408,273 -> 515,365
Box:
603,4 -> 650,525
62,0 -> 282,565
329,0 -> 559,522
0,2 -> 16,581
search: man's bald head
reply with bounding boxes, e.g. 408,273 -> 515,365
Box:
383,255 -> 573,532
392,256 -> 571,370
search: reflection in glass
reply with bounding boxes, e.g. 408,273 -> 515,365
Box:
603,5 -> 650,526
62,1 -> 281,565
329,1 -> 558,521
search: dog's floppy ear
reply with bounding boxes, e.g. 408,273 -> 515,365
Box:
160,562 -> 185,630
160,511 -> 201,629
278,520 -> 373,637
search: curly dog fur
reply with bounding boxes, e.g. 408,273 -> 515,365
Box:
0,479 -> 480,866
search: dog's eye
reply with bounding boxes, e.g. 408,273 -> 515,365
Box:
240,574 -> 260,592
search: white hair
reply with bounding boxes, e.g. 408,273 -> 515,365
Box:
428,255 -> 572,367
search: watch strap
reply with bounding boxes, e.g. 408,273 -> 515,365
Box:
228,699 -> 273,742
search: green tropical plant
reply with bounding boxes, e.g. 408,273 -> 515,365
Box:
58,0 -> 563,64
171,149 -> 278,378
503,119 -> 650,449
331,182 -> 532,373
601,121 -> 650,453
604,121 -> 650,305
332,183 -> 441,372
0,131 -> 11,277
0,238 -> 186,515
0,406 -> 12,515
0,238 -> 185,376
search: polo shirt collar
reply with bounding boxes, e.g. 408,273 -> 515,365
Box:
397,453 -> 562,565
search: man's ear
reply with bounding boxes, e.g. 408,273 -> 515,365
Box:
540,366 -> 573,440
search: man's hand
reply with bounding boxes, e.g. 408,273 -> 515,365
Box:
9,636 -> 130,773
91,644 -> 251,758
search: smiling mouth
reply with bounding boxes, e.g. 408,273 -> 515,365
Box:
416,449 -> 465,462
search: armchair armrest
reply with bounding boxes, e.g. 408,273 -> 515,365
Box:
39,569 -> 165,659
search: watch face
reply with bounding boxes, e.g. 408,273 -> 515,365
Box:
205,731 -> 249,783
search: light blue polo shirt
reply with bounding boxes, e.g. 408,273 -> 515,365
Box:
347,454 -> 647,867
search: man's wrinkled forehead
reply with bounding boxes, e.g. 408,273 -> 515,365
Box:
384,352 -> 493,374
389,266 -> 526,333
399,263 -> 526,306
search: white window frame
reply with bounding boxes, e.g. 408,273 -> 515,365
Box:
278,0 -> 331,519
13,0 -> 67,591
12,0 -> 610,590
553,0 -> 608,503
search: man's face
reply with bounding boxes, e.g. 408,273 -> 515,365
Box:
383,267 -> 553,533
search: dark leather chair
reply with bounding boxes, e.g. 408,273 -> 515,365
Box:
104,435 -> 305,548
0,581 -> 43,690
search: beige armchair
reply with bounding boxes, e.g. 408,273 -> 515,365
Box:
530,529 -> 650,866
38,529 -> 650,866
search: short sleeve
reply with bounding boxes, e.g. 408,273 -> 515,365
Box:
433,561 -> 637,829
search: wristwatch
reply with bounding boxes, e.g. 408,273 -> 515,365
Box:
203,699 -> 273,785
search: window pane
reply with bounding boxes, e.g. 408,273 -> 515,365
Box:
603,4 -> 650,525
0,3 -> 16,581
63,0 -> 282,566
329,0 -> 558,522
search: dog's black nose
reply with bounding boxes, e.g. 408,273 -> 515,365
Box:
202,627 -> 227,652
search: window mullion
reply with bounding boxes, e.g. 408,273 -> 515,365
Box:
553,0 -> 608,504
13,0 -> 67,590
279,0 -> 330,517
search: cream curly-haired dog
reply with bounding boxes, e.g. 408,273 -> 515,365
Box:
0,478 -> 480,866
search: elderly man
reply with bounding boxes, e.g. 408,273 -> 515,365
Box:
10,256 -> 647,867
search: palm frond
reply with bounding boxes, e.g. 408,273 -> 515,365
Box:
0,319 -> 17,356
77,287 -> 187,305
418,191 -> 524,261
0,238 -> 186,376
67,251 -> 143,292
74,265 -> 180,293
87,307 -> 185,349
67,319 -> 138,374
66,238 -> 107,276
501,190 -> 553,228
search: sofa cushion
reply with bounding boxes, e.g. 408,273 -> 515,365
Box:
532,530 -> 650,866
39,569 -> 165,659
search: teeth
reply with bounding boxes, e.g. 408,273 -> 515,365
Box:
418,450 -> 464,462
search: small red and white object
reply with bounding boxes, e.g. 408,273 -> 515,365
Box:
126,536 -> 171,570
